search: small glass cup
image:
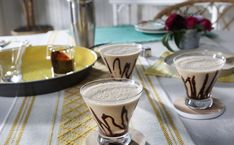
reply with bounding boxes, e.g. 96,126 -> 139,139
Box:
49,45 -> 75,76
99,43 -> 142,79
80,78 -> 143,145
0,41 -> 27,82
174,51 -> 226,109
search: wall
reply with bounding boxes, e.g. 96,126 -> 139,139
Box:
0,0 -> 113,35
2,1 -> 232,35
0,0 -> 23,35
0,0 -> 165,35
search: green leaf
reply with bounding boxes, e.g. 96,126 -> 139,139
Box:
203,32 -> 217,39
162,32 -> 174,52
174,31 -> 185,49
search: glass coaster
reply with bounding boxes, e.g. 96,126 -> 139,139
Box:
173,97 -> 225,120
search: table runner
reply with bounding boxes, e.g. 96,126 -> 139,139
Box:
95,25 -> 163,45
0,31 -> 194,145
58,61 -> 109,144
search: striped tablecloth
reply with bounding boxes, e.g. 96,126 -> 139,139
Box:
0,31 -> 194,145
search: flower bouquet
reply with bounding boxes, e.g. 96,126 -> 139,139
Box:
162,13 -> 212,51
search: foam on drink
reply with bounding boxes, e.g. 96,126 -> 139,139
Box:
82,81 -> 141,105
81,79 -> 143,139
100,44 -> 142,79
101,44 -> 141,56
175,56 -> 225,73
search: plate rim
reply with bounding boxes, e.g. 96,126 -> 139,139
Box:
135,27 -> 167,34
134,20 -> 165,31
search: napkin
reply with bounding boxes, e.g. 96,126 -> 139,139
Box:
145,51 -> 234,83
95,25 -> 163,45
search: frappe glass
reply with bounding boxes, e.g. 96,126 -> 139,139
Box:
100,44 -> 142,79
174,52 -> 225,109
80,78 -> 143,145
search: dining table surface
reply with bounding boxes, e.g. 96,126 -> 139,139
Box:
0,29 -> 234,145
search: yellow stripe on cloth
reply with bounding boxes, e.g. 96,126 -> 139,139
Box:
47,94 -> 60,145
57,61 -> 109,145
136,57 -> 185,145
135,68 -> 174,145
144,51 -> 177,78
57,58 -> 184,144
15,97 -> 36,145
4,97 -> 36,145
4,97 -> 29,145
144,51 -> 234,83
219,74 -> 234,83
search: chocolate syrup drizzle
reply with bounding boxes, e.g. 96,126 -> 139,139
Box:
104,57 -> 137,79
181,71 -> 219,100
90,106 -> 129,137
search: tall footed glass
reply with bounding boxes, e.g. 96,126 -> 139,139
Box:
174,52 -> 226,109
80,78 -> 143,145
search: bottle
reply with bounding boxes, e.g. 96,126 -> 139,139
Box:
67,0 -> 95,48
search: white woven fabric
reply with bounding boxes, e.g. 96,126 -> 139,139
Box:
1,30 -> 233,145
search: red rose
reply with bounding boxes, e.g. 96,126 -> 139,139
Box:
185,16 -> 199,29
199,18 -> 212,31
165,13 -> 186,31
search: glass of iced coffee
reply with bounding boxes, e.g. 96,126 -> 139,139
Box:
174,52 -> 226,109
80,78 -> 143,145
100,43 -> 142,79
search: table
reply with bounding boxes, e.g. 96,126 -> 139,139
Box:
144,31 -> 234,145
0,30 -> 234,145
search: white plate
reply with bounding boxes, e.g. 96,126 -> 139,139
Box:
134,20 -> 167,34
135,27 -> 167,34
135,20 -> 165,31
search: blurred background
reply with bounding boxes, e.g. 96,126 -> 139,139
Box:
1,0 -> 234,36
0,0 -> 165,35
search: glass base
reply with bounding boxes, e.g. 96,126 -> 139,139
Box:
2,74 -> 22,83
185,97 -> 213,110
98,133 -> 131,145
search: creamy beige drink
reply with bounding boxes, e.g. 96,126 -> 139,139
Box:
100,44 -> 142,79
80,79 -> 143,145
174,53 -> 225,109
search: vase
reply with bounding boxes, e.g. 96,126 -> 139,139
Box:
178,29 -> 201,50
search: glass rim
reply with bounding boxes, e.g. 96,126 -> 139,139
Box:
0,40 -> 29,52
99,43 -> 142,57
173,50 -> 226,64
48,45 -> 73,52
80,78 -> 143,104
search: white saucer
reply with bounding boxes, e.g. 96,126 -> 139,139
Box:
135,27 -> 167,34
173,98 -> 225,120
134,20 -> 167,34
86,128 -> 146,145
